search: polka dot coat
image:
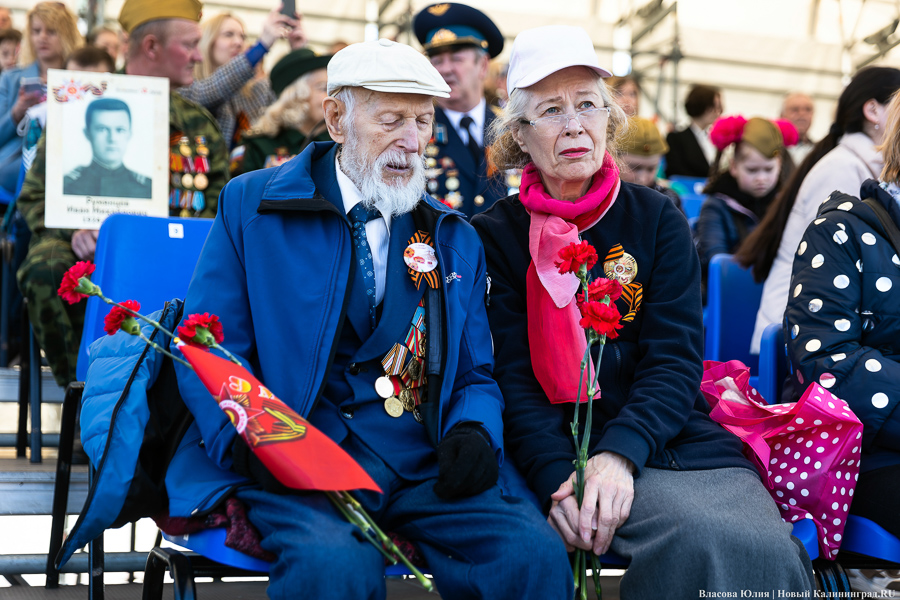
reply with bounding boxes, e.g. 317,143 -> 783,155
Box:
784,179 -> 900,474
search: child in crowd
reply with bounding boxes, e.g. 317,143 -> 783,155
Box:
619,116 -> 683,212
695,116 -> 797,290
0,28 -> 21,72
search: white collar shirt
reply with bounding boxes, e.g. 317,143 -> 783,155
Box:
443,97 -> 486,147
690,121 -> 718,166
336,157 -> 392,307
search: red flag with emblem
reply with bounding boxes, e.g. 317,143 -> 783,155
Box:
178,343 -> 381,493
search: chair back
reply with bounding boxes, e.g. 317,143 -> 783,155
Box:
704,254 -> 764,374
667,175 -> 707,220
75,215 -> 213,380
757,322 -> 789,405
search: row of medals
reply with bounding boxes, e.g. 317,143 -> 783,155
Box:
424,144 -> 476,210
374,356 -> 424,420
170,135 -> 210,218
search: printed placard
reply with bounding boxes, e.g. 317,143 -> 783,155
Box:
44,69 -> 169,229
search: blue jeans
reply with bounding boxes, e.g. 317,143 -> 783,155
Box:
236,433 -> 573,600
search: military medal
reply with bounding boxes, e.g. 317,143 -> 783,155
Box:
384,397 -> 404,418
445,191 -> 462,208
375,376 -> 394,399
182,173 -> 194,189
603,243 -> 643,323
427,180 -> 438,193
403,242 -> 438,274
425,144 -> 439,157
399,388 -> 415,412
195,136 -> 209,157
445,177 -> 459,191
474,195 -> 485,206
178,136 -> 192,157
425,157 -> 437,168
193,173 -> 208,191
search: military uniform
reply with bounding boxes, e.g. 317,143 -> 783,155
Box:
413,3 -> 508,218
16,90 -> 228,385
425,104 -> 510,217
234,127 -> 331,176
63,161 -> 152,198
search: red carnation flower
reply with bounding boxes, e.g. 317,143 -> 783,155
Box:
709,115 -> 748,152
57,261 -> 97,305
579,301 -> 623,339
104,300 -> 141,336
178,313 -> 224,350
577,278 -> 623,307
555,241 -> 598,275
774,119 -> 799,147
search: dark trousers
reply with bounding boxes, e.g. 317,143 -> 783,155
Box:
236,433 -> 573,600
850,464 -> 900,538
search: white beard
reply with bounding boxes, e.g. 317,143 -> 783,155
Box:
339,132 -> 427,217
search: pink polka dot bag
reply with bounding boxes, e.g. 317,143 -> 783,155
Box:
701,360 -> 863,560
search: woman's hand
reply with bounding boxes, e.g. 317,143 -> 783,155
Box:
12,86 -> 43,124
286,14 -> 307,50
258,7 -> 299,49
548,451 -> 635,555
71,229 -> 99,261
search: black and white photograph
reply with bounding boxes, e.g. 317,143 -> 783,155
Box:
45,69 -> 169,229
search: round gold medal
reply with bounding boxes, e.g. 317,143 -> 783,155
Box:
196,145 -> 209,157
474,195 -> 485,206
182,173 -> 194,189
407,359 -> 421,380
193,173 -> 208,191
179,144 -> 192,157
603,252 -> 638,286
400,388 -> 414,412
445,177 -> 460,191
179,208 -> 191,218
384,396 -> 403,417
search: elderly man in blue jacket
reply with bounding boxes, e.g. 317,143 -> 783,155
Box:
173,39 -> 572,600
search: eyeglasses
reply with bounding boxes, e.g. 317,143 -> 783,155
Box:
521,106 -> 611,134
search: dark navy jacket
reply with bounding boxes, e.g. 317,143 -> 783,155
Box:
430,105 -> 506,217
784,179 -> 900,474
472,182 -> 754,510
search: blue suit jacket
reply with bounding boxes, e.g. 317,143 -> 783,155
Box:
172,142 -> 511,509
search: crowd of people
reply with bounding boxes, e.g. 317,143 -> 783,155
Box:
1,0 -> 897,597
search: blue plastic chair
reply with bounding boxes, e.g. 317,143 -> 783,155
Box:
757,322 -> 788,405
667,175 -> 707,221
75,214 -> 213,380
704,254 -> 764,386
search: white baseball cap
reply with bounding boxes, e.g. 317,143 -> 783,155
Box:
327,38 -> 450,98
507,26 -> 611,93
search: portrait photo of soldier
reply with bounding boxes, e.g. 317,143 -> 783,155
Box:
63,97 -> 152,199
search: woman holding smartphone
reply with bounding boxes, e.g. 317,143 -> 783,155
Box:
0,2 -> 82,195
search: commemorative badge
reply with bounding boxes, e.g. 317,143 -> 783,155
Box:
603,244 -> 643,322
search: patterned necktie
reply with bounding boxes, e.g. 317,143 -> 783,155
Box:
348,203 -> 382,330
460,115 -> 482,165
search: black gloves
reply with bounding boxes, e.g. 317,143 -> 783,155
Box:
232,436 -> 290,494
433,423 -> 499,500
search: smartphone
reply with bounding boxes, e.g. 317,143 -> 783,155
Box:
20,77 -> 44,96
280,0 -> 296,17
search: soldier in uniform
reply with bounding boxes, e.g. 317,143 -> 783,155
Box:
413,3 -> 508,217
63,98 -> 152,198
16,0 -> 229,387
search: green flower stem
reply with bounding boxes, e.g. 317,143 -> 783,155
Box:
137,332 -> 192,369
590,553 -> 603,600
211,342 -> 243,367
100,295 -> 175,340
328,491 -> 434,592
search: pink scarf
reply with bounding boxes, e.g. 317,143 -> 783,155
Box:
520,153 -> 620,404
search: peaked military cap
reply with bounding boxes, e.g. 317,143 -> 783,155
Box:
413,3 -> 504,58
119,0 -> 202,34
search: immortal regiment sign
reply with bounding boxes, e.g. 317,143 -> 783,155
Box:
44,69 -> 169,229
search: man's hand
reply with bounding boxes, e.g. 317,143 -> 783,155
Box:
548,452 -> 635,555
71,229 -> 99,261
433,423 -> 498,499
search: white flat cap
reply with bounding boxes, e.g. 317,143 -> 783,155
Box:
327,38 -> 450,98
507,26 -> 611,93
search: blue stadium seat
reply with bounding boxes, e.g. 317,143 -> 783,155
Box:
704,254 -> 764,382
76,214 -> 213,380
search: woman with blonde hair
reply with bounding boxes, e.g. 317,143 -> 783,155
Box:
0,2 -> 81,193
178,8 -> 300,150
234,48 -> 331,175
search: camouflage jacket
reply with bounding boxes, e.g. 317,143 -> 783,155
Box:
19,91 -> 228,243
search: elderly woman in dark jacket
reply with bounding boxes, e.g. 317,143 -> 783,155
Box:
471,25 -> 814,599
